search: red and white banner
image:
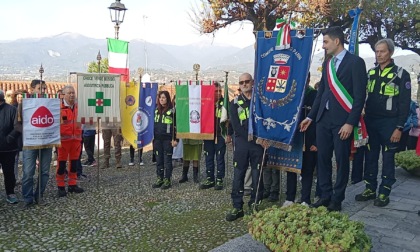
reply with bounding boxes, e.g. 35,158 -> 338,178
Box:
22,98 -> 61,148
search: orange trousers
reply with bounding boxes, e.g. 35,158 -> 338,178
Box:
56,140 -> 81,187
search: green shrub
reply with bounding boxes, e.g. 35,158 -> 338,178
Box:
395,150 -> 420,172
246,204 -> 372,252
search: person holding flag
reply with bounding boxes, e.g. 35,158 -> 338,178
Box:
300,27 -> 367,212
226,73 -> 268,222
152,91 -> 178,190
199,82 -> 229,190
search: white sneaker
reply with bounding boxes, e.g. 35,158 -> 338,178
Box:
128,162 -> 134,166
301,202 -> 309,207
139,162 -> 144,166
282,200 -> 294,208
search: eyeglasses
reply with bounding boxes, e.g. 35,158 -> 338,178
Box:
239,79 -> 252,85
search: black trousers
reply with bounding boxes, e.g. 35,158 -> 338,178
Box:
316,110 -> 352,203
286,151 -> 317,204
153,139 -> 173,179
0,151 -> 17,195
83,135 -> 96,162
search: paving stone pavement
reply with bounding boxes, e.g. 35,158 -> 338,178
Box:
212,167 -> 420,252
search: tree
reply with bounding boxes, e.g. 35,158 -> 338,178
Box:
87,58 -> 109,73
311,0 -> 420,55
191,0 -> 331,33
193,0 -> 420,55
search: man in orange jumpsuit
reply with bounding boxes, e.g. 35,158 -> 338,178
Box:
57,85 -> 84,197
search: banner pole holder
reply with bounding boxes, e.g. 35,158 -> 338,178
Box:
96,118 -> 100,190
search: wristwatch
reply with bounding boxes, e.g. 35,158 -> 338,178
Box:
396,126 -> 404,132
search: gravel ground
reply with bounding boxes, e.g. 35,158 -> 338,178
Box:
0,146 -> 274,251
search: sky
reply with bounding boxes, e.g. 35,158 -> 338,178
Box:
0,0 -> 256,48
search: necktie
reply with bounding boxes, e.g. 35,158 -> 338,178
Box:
333,56 -> 338,70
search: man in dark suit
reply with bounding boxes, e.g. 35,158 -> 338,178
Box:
300,26 -> 367,211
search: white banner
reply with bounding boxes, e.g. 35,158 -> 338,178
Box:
76,73 -> 121,128
22,98 -> 61,148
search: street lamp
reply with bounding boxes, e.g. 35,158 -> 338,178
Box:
97,51 -> 102,73
193,63 -> 200,81
108,0 -> 127,39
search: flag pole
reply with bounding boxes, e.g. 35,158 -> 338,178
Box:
38,64 -> 44,204
253,146 -> 267,212
96,51 -> 101,190
223,71 -> 230,193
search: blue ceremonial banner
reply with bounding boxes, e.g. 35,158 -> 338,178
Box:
348,6 -> 363,55
267,130 -> 303,173
250,29 -> 314,152
136,82 -> 158,148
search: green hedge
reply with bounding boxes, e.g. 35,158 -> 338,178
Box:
247,204 -> 372,252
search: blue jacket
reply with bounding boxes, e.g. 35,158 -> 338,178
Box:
83,130 -> 96,137
403,101 -> 418,132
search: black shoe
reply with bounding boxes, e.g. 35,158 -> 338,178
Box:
355,188 -> 376,201
20,201 -> 35,210
199,178 -> 215,189
310,198 -> 330,208
262,191 -> 270,199
214,179 -> 224,190
68,185 -> 84,194
57,187 -> 67,197
327,201 -> 342,212
373,194 -> 390,207
161,178 -> 172,190
152,178 -> 164,188
267,194 -> 279,202
226,208 -> 244,221
178,176 -> 188,184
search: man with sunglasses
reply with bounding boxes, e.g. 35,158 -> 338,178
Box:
226,73 -> 266,221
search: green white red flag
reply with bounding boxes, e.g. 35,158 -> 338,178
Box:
107,38 -> 129,82
175,84 -> 215,140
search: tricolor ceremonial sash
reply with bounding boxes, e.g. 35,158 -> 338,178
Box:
22,97 -> 61,149
327,59 -> 368,147
176,83 -> 215,140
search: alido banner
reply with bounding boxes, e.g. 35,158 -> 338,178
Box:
22,98 -> 61,149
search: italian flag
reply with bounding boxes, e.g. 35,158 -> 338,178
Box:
107,38 -> 129,82
176,85 -> 215,140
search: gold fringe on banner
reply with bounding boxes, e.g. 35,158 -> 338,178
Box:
176,133 -> 214,140
23,144 -> 61,150
267,165 -> 301,174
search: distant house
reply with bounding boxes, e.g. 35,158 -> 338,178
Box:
0,81 -> 69,95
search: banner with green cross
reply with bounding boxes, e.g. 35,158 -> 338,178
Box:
88,91 -> 111,113
76,73 -> 121,126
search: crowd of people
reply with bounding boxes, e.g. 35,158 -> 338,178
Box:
0,27 -> 416,221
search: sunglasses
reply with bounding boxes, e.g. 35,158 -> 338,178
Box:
239,79 -> 252,85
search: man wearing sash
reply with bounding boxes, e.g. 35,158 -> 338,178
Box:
300,27 -> 367,211
355,39 -> 411,207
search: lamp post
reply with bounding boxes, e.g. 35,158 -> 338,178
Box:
193,63 -> 200,81
39,64 -> 45,95
138,67 -> 144,83
108,0 -> 127,39
97,51 -> 102,73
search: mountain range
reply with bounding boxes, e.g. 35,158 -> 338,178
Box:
0,32 -> 418,83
